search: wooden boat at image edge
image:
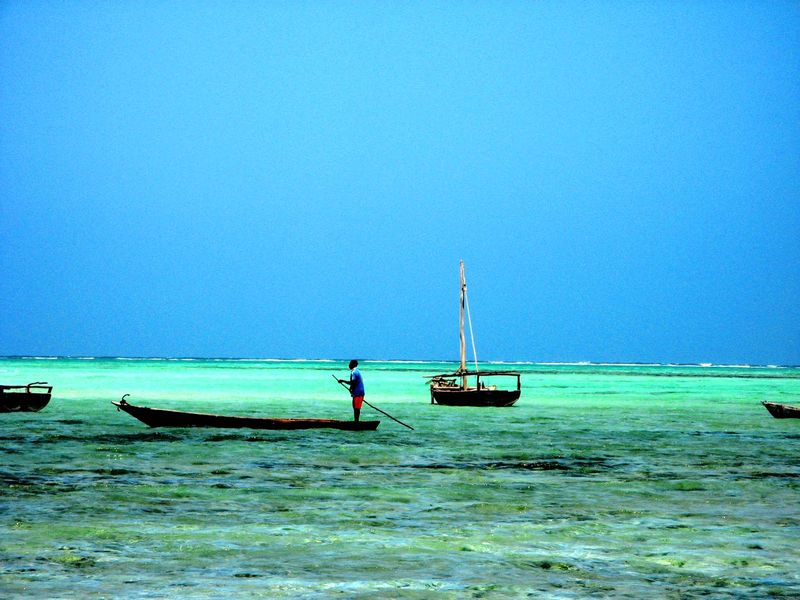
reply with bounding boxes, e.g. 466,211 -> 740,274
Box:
429,261 -> 521,407
762,401 -> 800,419
112,398 -> 379,430
1,382 -> 53,413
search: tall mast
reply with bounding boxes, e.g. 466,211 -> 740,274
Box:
459,260 -> 467,389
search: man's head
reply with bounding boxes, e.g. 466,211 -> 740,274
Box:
349,359 -> 358,370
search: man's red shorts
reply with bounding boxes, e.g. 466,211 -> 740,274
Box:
352,396 -> 364,410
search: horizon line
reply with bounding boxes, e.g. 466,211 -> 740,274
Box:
0,355 -> 797,369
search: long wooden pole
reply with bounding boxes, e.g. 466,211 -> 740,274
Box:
331,375 -> 415,430
459,260 -> 467,390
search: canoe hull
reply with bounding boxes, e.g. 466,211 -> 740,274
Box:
0,385 -> 52,413
112,400 -> 380,430
431,388 -> 520,407
762,401 -> 800,419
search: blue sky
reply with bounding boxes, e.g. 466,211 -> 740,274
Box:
1,2 -> 798,364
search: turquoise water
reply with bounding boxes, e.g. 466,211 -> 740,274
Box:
1,358 -> 799,598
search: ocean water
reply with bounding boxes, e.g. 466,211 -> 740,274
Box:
1,357 -> 799,598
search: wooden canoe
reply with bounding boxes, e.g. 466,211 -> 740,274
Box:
762,401 -> 800,419
0,383 -> 52,413
112,397 -> 379,430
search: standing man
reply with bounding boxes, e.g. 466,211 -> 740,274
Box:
338,359 -> 365,422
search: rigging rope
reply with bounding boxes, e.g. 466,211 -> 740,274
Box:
464,290 -> 479,372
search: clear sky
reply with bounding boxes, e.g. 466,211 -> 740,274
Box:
1,1 -> 798,364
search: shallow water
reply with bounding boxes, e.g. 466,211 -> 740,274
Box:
1,358 -> 799,598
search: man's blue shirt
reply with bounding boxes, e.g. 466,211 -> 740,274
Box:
350,368 -> 365,397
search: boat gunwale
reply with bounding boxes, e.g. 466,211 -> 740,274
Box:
1,382 -> 53,394
426,370 -> 522,378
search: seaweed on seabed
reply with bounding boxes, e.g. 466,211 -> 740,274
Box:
485,461 -> 569,471
404,460 -> 571,471
29,431 -> 183,444
45,547 -> 97,569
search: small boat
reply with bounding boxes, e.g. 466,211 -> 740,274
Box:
0,382 -> 53,413
428,261 -> 521,407
762,401 -> 800,419
112,396 -> 380,430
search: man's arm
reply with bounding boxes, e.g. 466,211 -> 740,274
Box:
338,374 -> 354,392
